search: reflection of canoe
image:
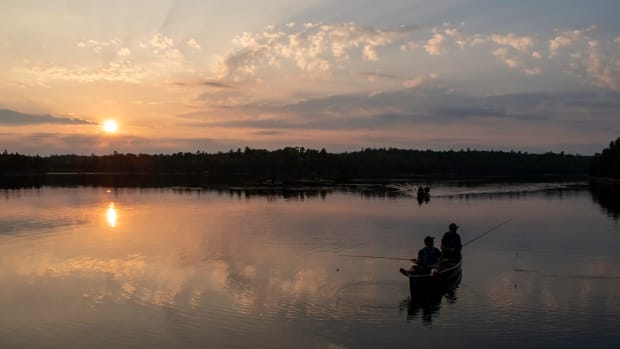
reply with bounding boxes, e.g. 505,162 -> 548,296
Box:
407,260 -> 462,296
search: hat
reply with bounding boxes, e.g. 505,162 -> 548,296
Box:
424,236 -> 434,243
449,223 -> 459,230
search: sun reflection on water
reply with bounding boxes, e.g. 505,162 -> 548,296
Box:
106,202 -> 117,228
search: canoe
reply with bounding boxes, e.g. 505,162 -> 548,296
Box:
407,260 -> 462,296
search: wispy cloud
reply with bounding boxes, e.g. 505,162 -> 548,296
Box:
583,40 -> 620,90
402,73 -> 437,88
492,47 -> 520,68
549,26 -> 597,57
213,23 -> 419,79
170,88 -> 618,154
0,109 -> 95,125
424,33 -> 446,55
77,39 -> 121,53
521,67 -> 542,76
148,34 -> 183,60
490,33 -> 535,52
17,60 -> 145,83
186,38 -> 201,50
547,27 -> 620,90
182,88 -> 620,131
0,131 -> 253,155
171,80 -> 234,89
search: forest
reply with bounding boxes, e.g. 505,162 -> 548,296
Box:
590,137 -> 620,179
1,147 -> 591,181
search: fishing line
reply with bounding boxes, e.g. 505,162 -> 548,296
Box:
461,218 -> 512,247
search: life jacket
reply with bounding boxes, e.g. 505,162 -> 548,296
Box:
418,247 -> 440,267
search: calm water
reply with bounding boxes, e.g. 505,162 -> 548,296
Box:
1,182 -> 619,349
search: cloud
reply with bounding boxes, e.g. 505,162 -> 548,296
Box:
424,33 -> 446,55
76,39 -> 121,53
402,73 -> 437,88
522,67 -> 542,76
18,60 -> 145,83
0,132 -> 228,155
186,88 -> 620,136
464,32 -> 541,73
400,41 -> 419,52
5,90 -> 618,154
214,23 -> 417,79
148,34 -> 183,60
117,48 -> 131,57
186,38 -> 201,50
0,109 -> 95,125
171,80 -> 234,89
150,34 -> 174,50
16,33 -> 196,84
549,26 -> 597,57
490,33 -> 534,52
443,28 -> 467,48
583,40 -> 620,89
469,34 -> 488,47
492,47 -> 519,68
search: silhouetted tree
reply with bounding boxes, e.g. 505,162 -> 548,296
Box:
590,137 -> 620,179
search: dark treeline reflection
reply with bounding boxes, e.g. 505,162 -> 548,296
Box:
0,173 -> 409,200
1,147 -> 590,179
186,186 -> 407,201
589,180 -> 620,219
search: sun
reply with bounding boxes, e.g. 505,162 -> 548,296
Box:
102,120 -> 118,133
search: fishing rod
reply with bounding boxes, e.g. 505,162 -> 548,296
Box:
461,218 -> 512,247
337,254 -> 411,261
338,218 -> 512,261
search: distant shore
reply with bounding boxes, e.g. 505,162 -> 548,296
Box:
1,147 -> 592,184
0,171 -> 592,189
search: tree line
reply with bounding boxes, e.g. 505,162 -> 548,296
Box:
1,147 -> 591,180
590,137 -> 620,179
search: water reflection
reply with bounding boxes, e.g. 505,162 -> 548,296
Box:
400,287 -> 459,325
106,202 -> 117,228
589,180 -> 620,219
0,185 -> 619,349
400,270 -> 462,325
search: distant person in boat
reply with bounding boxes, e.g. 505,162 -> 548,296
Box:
417,186 -> 424,196
439,223 -> 462,267
400,236 -> 441,276
416,186 -> 430,204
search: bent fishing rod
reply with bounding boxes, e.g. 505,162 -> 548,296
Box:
338,218 -> 512,261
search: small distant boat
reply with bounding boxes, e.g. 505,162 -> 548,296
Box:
416,186 -> 430,203
406,260 -> 462,296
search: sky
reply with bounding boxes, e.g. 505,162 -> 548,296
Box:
1,0 -> 619,155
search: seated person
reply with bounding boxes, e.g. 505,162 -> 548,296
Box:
400,236 -> 441,276
439,223 -> 462,267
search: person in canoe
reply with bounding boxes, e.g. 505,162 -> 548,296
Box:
439,222 -> 462,267
400,236 -> 441,276
416,186 -> 430,204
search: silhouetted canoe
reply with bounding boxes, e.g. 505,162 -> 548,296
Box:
407,260 -> 462,296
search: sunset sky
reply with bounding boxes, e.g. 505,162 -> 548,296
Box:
1,0 -> 619,155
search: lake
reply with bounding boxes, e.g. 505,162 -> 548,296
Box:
1,181 -> 619,349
